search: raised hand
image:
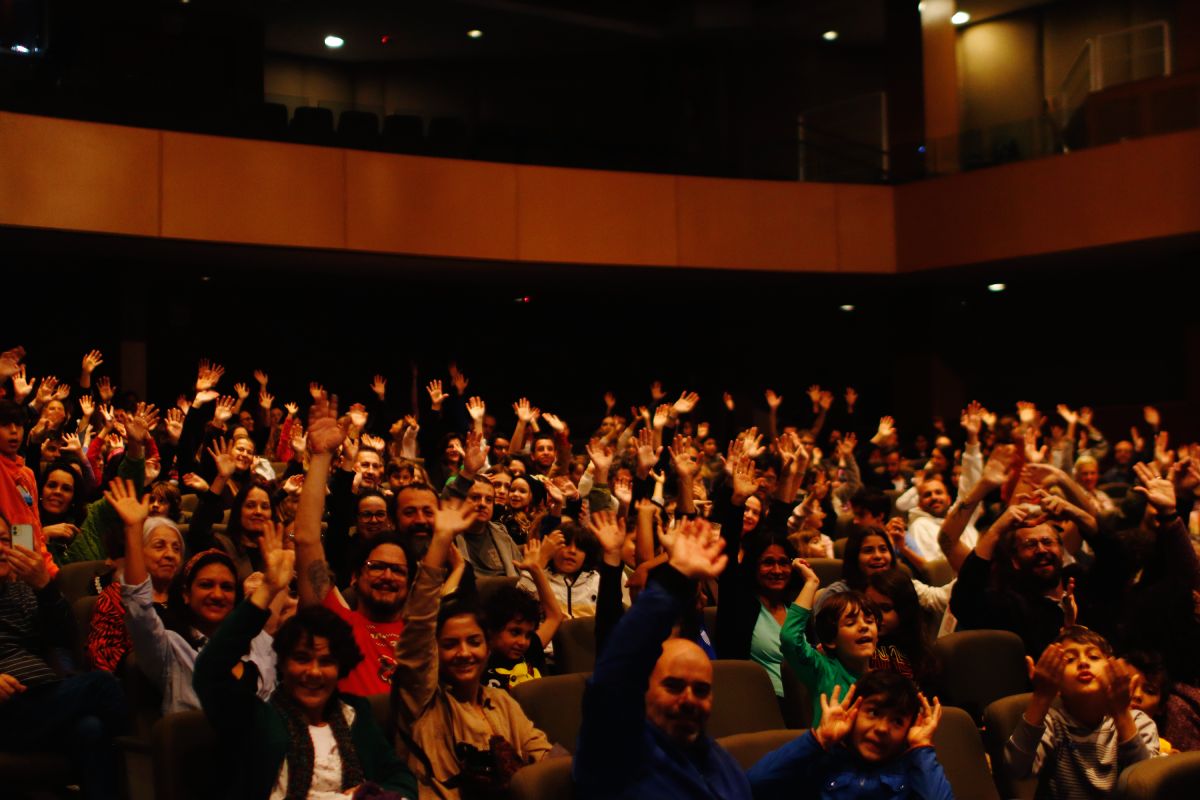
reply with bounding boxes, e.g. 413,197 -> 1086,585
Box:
650,380 -> 666,401
284,401 -> 299,417
182,473 -> 210,493
652,405 -> 672,430
206,437 -> 237,478
837,432 -> 857,460
433,500 -> 478,541
603,390 -> 616,411
425,379 -> 446,410
1016,401 -> 1038,425
1078,406 -> 1094,428
81,349 -> 104,374
234,382 -> 250,401
844,387 -> 858,410
467,396 -> 486,422
308,382 -> 325,401
253,369 -> 269,387
361,433 -> 386,453
673,391 -> 700,416
612,472 -> 633,507
669,435 -> 699,479
1143,405 -> 1161,429
1154,431 -> 1173,470
282,474 -> 305,495
885,516 -> 908,553
400,421 -> 419,460
258,520 -> 296,594
259,390 -> 274,410
213,395 -> 236,426
1061,576 -> 1077,627
1024,427 -> 1047,463
304,395 -> 343,455
1130,426 -> 1146,453
807,385 -> 822,409
513,397 -> 534,423
814,685 -> 861,750
662,518 -> 727,579
289,423 -> 307,456
369,374 -> 386,398
11,366 -> 34,403
1101,658 -> 1140,717
77,394 -> 94,419
125,402 -> 159,444
96,375 -> 115,403
104,477 -> 150,528
195,360 -> 224,392
791,557 -> 819,585
516,531 -> 565,571
35,376 -> 57,406
585,510 -> 624,559
462,430 -> 487,475
1056,404 -> 1078,425
1027,643 -> 1066,699
585,437 -> 614,474
635,428 -> 662,476
818,390 -> 834,411
0,346 -> 24,382
876,416 -> 895,440
906,694 -> 942,749
449,364 -> 469,396
542,412 -> 566,433
1021,460 -> 1064,489
722,392 -> 735,412
764,389 -> 783,411
730,456 -> 757,501
343,403 -> 367,431
1133,461 -> 1176,513
961,401 -> 983,438
739,426 -> 766,458
60,432 -> 82,457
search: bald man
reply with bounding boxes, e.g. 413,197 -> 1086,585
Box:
574,519 -> 751,799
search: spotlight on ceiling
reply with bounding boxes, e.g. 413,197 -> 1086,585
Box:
324,35 -> 345,49
951,11 -> 971,25
467,29 -> 484,39
840,304 -> 856,312
822,30 -> 839,42
988,283 -> 1007,293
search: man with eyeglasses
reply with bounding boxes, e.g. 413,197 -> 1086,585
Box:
293,395 -> 416,695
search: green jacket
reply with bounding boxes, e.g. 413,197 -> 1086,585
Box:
61,454 -> 145,565
780,604 -> 862,726
194,600 -> 417,800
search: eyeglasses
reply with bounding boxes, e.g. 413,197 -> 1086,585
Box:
1016,536 -> 1058,552
363,560 -> 408,577
359,510 -> 389,521
759,558 -> 791,568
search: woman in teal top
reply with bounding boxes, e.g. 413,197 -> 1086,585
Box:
781,558 -> 879,725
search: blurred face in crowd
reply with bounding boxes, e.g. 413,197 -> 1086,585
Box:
928,450 -> 948,475
857,534 -> 892,577
238,411 -> 255,431
388,464 -> 415,492
1075,460 -> 1099,491
444,438 -> 463,466
742,495 -> 762,534
356,495 -> 392,537
0,420 -> 23,458
185,563 -> 237,633
466,482 -> 495,526
394,487 -> 438,541
44,400 -> 66,427
552,539 -> 586,576
1114,441 -> 1134,466
755,544 -> 791,596
917,478 -> 949,517
239,487 -> 273,535
533,437 -> 556,469
646,639 -> 713,747
355,449 -> 384,487
885,451 -> 902,478
144,525 -> 183,588
489,616 -> 535,662
489,472 -> 511,506
864,586 -> 899,638
1010,524 -> 1063,591
508,477 -> 533,512
41,469 -> 76,516
355,543 -> 409,618
490,437 -> 510,462
231,437 -> 255,472
282,634 -> 340,721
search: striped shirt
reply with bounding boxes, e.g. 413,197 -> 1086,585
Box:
1005,702 -> 1159,799
0,580 -> 64,688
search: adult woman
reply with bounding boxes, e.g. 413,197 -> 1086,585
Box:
394,502 -> 553,798
814,526 -> 953,633
194,522 -> 416,800
185,437 -> 279,581
108,478 -> 276,713
39,460 -> 86,563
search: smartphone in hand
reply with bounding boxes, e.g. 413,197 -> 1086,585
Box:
11,524 -> 34,551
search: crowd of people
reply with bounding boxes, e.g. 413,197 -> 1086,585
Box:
1,342 -> 1197,800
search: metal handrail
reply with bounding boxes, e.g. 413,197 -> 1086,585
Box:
1054,19 -> 1171,125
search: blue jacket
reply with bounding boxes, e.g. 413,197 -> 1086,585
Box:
573,565 -> 753,800
748,730 -> 954,800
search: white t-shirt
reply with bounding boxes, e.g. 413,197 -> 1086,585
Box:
270,720 -> 350,800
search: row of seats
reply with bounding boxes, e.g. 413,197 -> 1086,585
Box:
256,104 -> 475,156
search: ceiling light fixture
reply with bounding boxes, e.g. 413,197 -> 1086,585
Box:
467,29 -> 484,39
822,30 -> 839,42
324,35 -> 344,49
951,11 -> 971,25
840,304 -> 856,312
988,283 -> 1007,293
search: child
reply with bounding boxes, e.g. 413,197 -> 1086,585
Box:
1123,651 -> 1176,754
782,558 -> 879,725
1004,626 -> 1159,799
865,567 -> 939,688
483,539 -> 563,691
747,671 -> 953,800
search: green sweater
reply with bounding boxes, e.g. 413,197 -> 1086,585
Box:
61,454 -> 145,565
194,600 -> 417,800
780,604 -> 862,726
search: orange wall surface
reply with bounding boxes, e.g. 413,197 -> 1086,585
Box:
2,111 -> 1198,273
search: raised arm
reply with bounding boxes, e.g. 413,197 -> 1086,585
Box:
294,394 -> 346,609
514,532 -> 566,646
938,444 -> 1013,572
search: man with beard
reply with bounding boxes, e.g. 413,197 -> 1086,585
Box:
443,431 -> 523,578
903,407 -> 984,559
294,395 -> 414,695
392,483 -> 439,559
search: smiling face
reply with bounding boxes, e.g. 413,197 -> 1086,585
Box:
755,544 -> 791,596
552,540 -> 586,575
489,617 -> 535,662
742,495 -> 762,533
439,613 -> 488,690
355,495 -> 392,537
532,437 -> 556,469
238,487 -> 273,535
917,478 -> 949,517
1075,461 -> 1099,490
645,639 -> 713,747
857,534 -> 892,577
848,694 -> 914,762
354,542 -> 409,619
184,562 -> 237,632
508,477 -> 532,511
395,487 -> 438,540
864,586 -> 899,638
355,450 -> 384,488
1010,524 -> 1063,591
144,526 -> 183,587
828,605 -> 878,664
282,634 -> 340,720
41,468 -> 76,516
231,437 -> 255,471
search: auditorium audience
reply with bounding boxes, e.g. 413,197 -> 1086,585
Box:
1,341 -> 1199,798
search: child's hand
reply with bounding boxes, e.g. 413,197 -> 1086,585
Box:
1027,644 -> 1066,700
906,693 -> 942,749
1101,658 -> 1140,717
791,558 -> 819,585
814,685 -> 861,750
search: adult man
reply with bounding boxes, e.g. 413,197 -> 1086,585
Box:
901,409 -> 983,558
393,482 -> 439,558
443,431 -> 522,577
294,395 -> 413,695
574,518 -> 751,800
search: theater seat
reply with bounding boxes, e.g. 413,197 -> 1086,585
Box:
932,629 -> 1028,721
511,673 -> 588,753
982,692 -> 1037,800
808,558 -> 844,588
1116,751 -> 1200,799
779,660 -> 812,729
0,751 -> 74,794
709,660 -> 785,737
382,114 -> 424,152
551,616 -> 596,674
476,576 -> 519,606
180,494 -> 199,514
72,594 -> 99,664
290,106 -> 335,145
932,705 -> 999,800
151,711 -> 219,800
923,558 -> 956,587
834,536 -> 848,558
56,559 -> 108,602
338,110 -> 380,150
510,755 -> 573,800
716,729 -> 804,769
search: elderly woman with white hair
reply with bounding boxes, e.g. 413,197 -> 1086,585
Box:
1073,454 -> 1116,515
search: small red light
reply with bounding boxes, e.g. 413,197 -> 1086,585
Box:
380,34 -> 391,44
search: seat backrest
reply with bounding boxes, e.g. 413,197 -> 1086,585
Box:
56,560 -> 106,603
180,494 -> 199,514
932,629 -> 1028,721
778,659 -> 812,729
151,711 -> 220,800
808,558 -> 844,587
982,692 -> 1037,800
715,729 -> 804,770
72,594 -> 99,665
923,558 -> 956,587
123,652 -> 166,741
511,673 -> 589,753
552,616 -> 596,675
933,705 -> 1000,800
1116,751 -> 1200,799
476,575 -> 520,607
833,536 -> 849,559
709,660 -> 785,737
510,755 -> 573,800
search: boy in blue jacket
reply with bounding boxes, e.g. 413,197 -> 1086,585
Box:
748,671 -> 953,800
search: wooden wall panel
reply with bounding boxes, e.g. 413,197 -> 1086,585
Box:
0,113 -> 159,236
835,184 -> 896,273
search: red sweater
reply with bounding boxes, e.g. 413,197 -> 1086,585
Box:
0,452 -> 58,579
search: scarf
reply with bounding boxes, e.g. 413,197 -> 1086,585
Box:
271,691 -> 365,798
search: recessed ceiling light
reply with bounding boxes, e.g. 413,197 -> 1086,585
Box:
988,283 -> 1007,293
951,11 -> 971,25
11,44 -> 31,54
324,35 -> 345,49
822,30 -> 839,42
840,304 -> 856,312
467,29 -> 484,39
